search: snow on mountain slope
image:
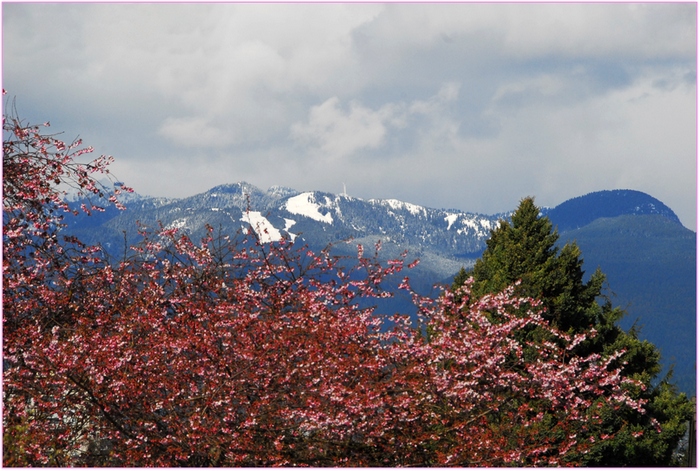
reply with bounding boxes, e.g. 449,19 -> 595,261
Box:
374,198 -> 427,217
63,180 -> 512,265
285,192 -> 334,224
445,214 -> 459,230
456,215 -> 497,237
241,211 -> 282,243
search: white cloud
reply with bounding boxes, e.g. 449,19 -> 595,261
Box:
358,3 -> 695,61
158,117 -> 234,149
291,82 -> 462,161
409,82 -> 460,115
290,97 -> 393,160
499,3 -> 695,59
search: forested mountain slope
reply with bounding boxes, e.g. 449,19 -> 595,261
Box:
557,214 -> 696,394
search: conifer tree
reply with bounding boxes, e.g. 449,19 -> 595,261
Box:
453,196 -> 693,466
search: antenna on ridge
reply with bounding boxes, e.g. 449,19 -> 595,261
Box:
343,182 -> 347,197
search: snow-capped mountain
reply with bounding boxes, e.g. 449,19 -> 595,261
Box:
71,181 -> 509,279
63,181 -> 688,281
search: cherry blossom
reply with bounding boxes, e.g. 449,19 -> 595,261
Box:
3,104 -> 646,466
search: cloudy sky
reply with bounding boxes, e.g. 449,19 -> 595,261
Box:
3,3 -> 697,228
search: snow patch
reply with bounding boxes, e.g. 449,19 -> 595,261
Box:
241,211 -> 282,243
464,219 -> 478,231
479,219 -> 493,229
445,213 -> 458,230
167,218 -> 188,230
284,218 -> 297,242
285,192 -> 334,224
382,199 -> 426,217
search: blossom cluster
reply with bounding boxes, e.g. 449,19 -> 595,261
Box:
3,107 -> 646,467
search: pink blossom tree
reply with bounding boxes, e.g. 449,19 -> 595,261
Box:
3,101 -> 647,466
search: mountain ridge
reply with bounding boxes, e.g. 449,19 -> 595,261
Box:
543,189 -> 683,232
68,181 -> 690,272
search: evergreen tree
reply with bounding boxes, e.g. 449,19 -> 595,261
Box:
453,196 -> 693,466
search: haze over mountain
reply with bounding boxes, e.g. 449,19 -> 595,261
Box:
64,184 -> 696,395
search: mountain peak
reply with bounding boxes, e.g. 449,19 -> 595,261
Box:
545,189 -> 682,232
267,185 -> 299,199
208,181 -> 263,195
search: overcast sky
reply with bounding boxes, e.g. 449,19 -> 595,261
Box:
3,3 -> 697,228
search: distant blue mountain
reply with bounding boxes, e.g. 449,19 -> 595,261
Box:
544,189 -> 682,232
545,190 -> 695,394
